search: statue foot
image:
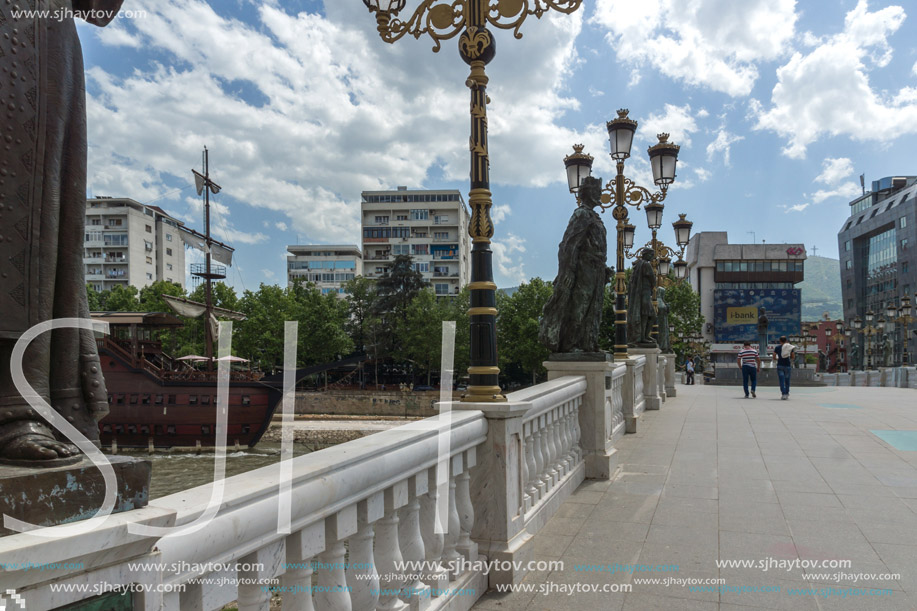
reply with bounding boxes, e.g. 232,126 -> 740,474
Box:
0,420 -> 82,466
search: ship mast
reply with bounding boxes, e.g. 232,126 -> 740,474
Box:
192,147 -> 224,371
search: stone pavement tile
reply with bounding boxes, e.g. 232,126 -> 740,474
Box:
718,578 -> 820,610
650,507 -> 718,532
627,570 -> 722,603
538,516 -> 588,537
637,541 -> 718,574
764,463 -> 824,482
872,542 -> 917,591
901,497 -> 917,512
473,568 -> 553,610
594,495 -> 659,524
779,504 -> 852,523
575,520 -> 650,544
534,533 -> 574,559
892,486 -> 917,499
770,479 -> 832,494
575,479 -> 613,493
656,495 -> 718,513
565,490 -> 604,505
620,592 -> 717,610
660,483 -> 718,500
720,513 -> 790,538
857,521 -> 917,545
828,482 -> 897,497
561,535 -> 644,566
554,502 -> 596,520
718,480 -> 779,504
836,493 -> 911,511
719,532 -> 803,575
718,603 -> 783,611
619,463 -> 669,475
801,446 -> 852,459
801,590 -> 917,611
774,490 -> 843,508
645,524 -> 718,547
845,505 -> 917,525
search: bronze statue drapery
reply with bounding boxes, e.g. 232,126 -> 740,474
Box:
0,0 -> 124,463
627,248 -> 657,347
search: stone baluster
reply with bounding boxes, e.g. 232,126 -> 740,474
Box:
456,448 -> 477,561
283,522 -> 325,611
376,483 -> 409,611
442,458 -> 463,579
399,474 -> 430,606
348,495 -> 384,611
532,423 -> 547,498
237,541 -> 285,611
419,466 -> 449,596
542,414 -> 558,489
315,508 -> 358,611
556,404 -> 571,475
523,420 -> 540,511
572,397 -> 583,461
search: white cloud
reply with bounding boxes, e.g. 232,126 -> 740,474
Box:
784,203 -> 810,213
492,233 -> 527,286
752,0 -> 917,158
811,183 -> 860,204
913,60 -> 917,76
640,103 -> 701,147
84,0 -> 589,250
592,0 -> 797,97
491,204 -> 512,224
705,128 -> 744,166
694,167 -> 712,182
815,157 -> 854,184
261,269 -> 276,280
275,221 -> 288,231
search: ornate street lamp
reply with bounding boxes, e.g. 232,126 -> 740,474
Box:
564,111 -> 686,358
363,0 -> 585,402
564,144 -> 594,197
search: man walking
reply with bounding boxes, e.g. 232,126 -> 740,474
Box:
774,336 -> 797,400
685,358 -> 695,385
737,340 -> 761,398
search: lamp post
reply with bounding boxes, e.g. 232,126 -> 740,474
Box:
843,327 -> 851,372
852,316 -> 863,370
861,311 -> 880,370
363,0 -> 584,402
834,319 -> 846,373
562,114 -> 683,359
886,297 -> 915,366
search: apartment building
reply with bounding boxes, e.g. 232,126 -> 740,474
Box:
286,245 -> 363,296
84,197 -> 188,291
360,187 -> 471,296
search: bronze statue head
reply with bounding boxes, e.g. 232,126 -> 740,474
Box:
640,248 -> 655,261
580,176 -> 603,208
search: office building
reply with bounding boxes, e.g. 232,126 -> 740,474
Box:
685,231 -> 806,355
286,245 -> 363,296
84,197 -> 189,291
360,186 -> 471,296
838,175 -> 917,365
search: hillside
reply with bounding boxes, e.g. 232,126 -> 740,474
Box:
798,256 -> 842,320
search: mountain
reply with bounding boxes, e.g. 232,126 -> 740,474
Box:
798,256 -> 842,320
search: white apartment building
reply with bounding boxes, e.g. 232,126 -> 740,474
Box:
287,245 -> 363,296
84,197 -> 188,291
361,187 -> 471,296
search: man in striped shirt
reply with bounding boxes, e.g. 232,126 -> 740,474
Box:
736,340 -> 761,398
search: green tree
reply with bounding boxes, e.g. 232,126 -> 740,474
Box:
497,278 -> 553,386
289,280 -> 353,367
344,276 -> 383,386
374,255 -> 427,371
664,278 -> 704,364
138,280 -> 187,355
104,284 -> 140,311
402,289 -> 452,385
86,284 -> 104,311
234,283 -> 292,370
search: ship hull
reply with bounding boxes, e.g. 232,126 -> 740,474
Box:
97,347 -> 279,449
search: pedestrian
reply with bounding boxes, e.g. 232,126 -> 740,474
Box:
685,358 -> 695,385
774,336 -> 796,400
737,340 -> 761,398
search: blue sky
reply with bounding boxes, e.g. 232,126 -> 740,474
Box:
77,0 -> 917,291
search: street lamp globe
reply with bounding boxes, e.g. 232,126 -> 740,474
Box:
363,0 -> 405,12
673,257 -> 687,279
645,201 -> 664,230
658,256 -> 671,277
648,133 -> 680,186
564,144 -> 594,195
606,109 -> 638,161
902,295 -> 913,317
836,320 -> 845,334
622,222 -> 636,250
673,213 -> 693,247
853,317 -> 862,330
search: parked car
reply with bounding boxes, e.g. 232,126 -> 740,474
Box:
413,385 -> 434,392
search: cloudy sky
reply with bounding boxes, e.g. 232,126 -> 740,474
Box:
77,0 -> 917,290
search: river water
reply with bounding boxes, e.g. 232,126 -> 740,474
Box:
119,441 -> 315,500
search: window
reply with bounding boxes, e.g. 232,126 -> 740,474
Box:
413,262 -> 429,273
395,214 -> 408,221
102,424 -> 111,433
412,244 -> 429,255
130,394 -> 138,404
716,261 -> 724,271
166,248 -> 173,256
189,395 -> 198,405
155,425 -> 164,436
155,394 -> 163,405
902,238 -> 909,249
167,425 -> 176,435
434,231 -> 449,240
127,425 -> 137,435
846,260 -> 852,269
410,209 -> 429,220
90,218 -> 101,226
146,256 -> 153,265
167,263 -> 173,270
435,283 -> 449,295
146,272 -> 153,280
140,425 -> 150,435
375,215 -> 389,225
434,215 -> 450,224
145,225 -> 152,233
141,394 -> 151,404
202,425 -> 211,435
903,262 -> 909,273
901,216 -> 908,228
242,395 -> 251,405
115,424 -> 124,434
166,233 -> 173,241
845,240 -> 851,251
848,298 -> 854,308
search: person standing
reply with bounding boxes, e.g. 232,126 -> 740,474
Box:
774,336 -> 797,400
737,340 -> 761,398
685,358 -> 695,385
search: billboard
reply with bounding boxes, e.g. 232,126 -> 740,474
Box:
713,289 -> 801,343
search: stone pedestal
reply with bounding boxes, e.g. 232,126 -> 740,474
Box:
663,353 -> 677,397
544,360 -> 625,480
622,356 -> 647,433
0,455 -> 151,537
629,347 -> 662,411
657,356 -> 667,403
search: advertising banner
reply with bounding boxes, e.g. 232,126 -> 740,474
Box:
713,288 -> 801,343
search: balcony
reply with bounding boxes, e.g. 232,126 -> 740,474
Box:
433,271 -> 458,278
433,253 -> 457,260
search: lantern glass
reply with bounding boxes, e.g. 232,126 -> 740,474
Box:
622,223 -> 636,250
364,0 -> 405,11
903,301 -> 913,317
563,145 -> 594,194
645,202 -> 664,229
853,317 -> 862,330
866,311 -> 874,323
673,258 -> 687,279
607,110 -> 637,161
657,256 -> 671,277
886,303 -> 897,319
672,214 -> 692,247
648,134 -> 680,186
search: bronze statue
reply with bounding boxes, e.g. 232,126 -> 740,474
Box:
627,248 -> 657,346
0,1 -> 124,463
539,176 -> 611,355
656,286 -> 670,352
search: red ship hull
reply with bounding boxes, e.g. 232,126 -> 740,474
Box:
96,341 -> 279,449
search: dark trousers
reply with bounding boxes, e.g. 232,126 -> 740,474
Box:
686,371 -> 694,385
777,365 -> 792,395
742,365 -> 757,396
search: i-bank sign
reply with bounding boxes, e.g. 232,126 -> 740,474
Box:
713,289 -> 802,343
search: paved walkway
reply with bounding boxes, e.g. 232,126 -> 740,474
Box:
475,382 -> 917,610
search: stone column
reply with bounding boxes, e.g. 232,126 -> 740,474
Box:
621,355 -> 647,433
544,360 -> 625,480
629,347 -> 662,410
663,353 -> 677,397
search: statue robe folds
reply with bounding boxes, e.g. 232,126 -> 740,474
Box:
0,0 -> 124,456
538,206 -> 608,354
